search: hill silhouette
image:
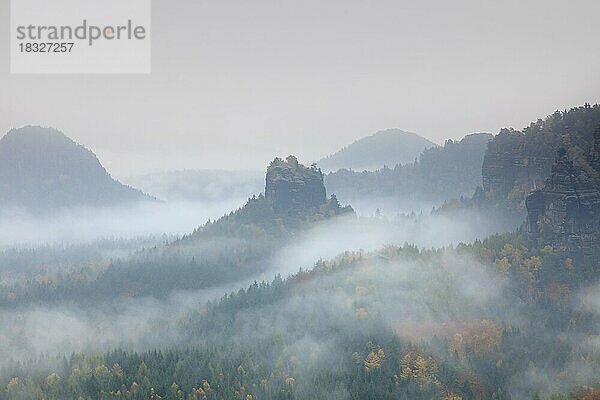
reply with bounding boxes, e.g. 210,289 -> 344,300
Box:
317,129 -> 436,171
0,126 -> 153,212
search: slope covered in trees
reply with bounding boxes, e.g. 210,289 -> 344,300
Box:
0,126 -> 153,212
1,230 -> 597,400
0,156 -> 353,306
317,129 -> 436,172
325,133 -> 492,204
437,105 -> 600,231
480,104 -> 600,212
1,110 -> 600,400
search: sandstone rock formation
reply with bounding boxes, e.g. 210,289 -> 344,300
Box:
481,105 -> 600,211
211,155 -> 353,233
482,129 -> 553,201
265,155 -> 327,217
526,146 -> 600,260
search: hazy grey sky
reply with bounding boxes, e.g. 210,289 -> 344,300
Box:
1,0 -> 599,176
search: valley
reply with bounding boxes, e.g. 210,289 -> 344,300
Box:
0,105 -> 599,400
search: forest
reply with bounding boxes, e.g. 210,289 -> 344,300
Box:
0,106 -> 599,400
1,232 -> 598,400
324,133 -> 493,206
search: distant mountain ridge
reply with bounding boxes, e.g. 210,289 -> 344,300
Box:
317,129 -> 436,172
325,132 -> 493,203
0,126 -> 153,212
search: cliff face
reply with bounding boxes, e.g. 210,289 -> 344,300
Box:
482,129 -> 553,199
481,105 -> 600,210
201,156 -> 352,234
526,147 -> 600,260
265,155 -> 327,217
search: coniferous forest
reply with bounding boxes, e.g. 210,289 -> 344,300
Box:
0,106 -> 598,400
2,2 -> 600,397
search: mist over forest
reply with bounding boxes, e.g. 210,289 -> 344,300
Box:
0,105 -> 599,400
3,0 -> 600,397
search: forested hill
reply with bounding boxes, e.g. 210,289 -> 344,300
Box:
191,155 -> 354,235
480,104 -> 600,211
317,129 -> 436,172
0,156 -> 353,306
3,232 -> 598,400
325,132 -> 492,204
438,104 -> 600,254
0,126 -> 153,212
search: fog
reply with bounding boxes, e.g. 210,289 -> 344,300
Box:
1,0 -> 598,396
0,200 -> 595,399
262,209 -> 519,280
185,249 -> 521,399
187,239 -> 597,399
338,196 -> 439,217
0,206 -> 518,362
2,0 -> 600,175
0,199 -> 248,246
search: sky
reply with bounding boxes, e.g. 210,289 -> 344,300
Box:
1,0 -> 599,177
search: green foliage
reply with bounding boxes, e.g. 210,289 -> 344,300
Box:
1,237 -> 597,400
325,133 -> 492,202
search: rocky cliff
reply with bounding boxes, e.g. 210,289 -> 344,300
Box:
265,155 -> 327,217
526,144 -> 600,261
481,105 -> 600,211
204,156 -> 353,234
482,129 -> 554,200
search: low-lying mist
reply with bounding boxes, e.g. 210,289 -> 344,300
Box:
0,198 -> 596,399
0,206 -> 520,365
0,199 -> 248,246
186,246 -> 598,399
